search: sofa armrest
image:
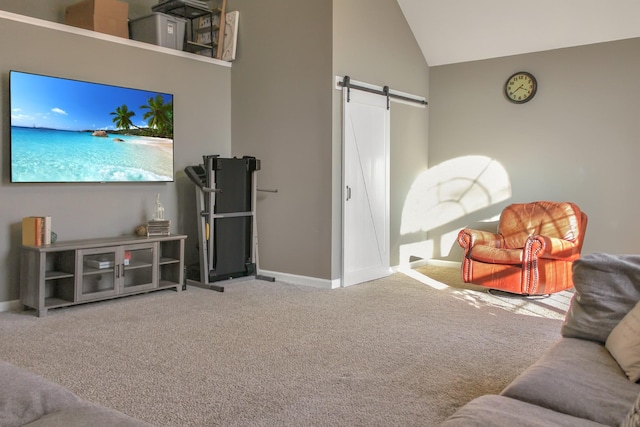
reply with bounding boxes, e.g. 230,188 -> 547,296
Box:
0,361 -> 83,427
23,403 -> 152,426
0,360 -> 151,427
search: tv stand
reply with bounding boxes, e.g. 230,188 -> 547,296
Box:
20,235 -> 186,317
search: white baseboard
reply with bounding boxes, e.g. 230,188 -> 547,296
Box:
392,258 -> 428,272
261,259 -> 460,290
423,259 -> 461,268
0,299 -> 21,313
258,270 -> 340,289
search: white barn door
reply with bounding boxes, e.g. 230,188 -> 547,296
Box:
342,87 -> 390,287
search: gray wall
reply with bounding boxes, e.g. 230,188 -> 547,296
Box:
429,38 -> 640,262
228,0 -> 334,280
229,0 -> 430,282
0,11 -> 231,302
199,0 -> 429,282
332,0 -> 430,275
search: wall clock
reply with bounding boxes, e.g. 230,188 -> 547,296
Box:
504,71 -> 537,104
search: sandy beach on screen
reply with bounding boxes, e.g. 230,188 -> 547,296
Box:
119,135 -> 173,154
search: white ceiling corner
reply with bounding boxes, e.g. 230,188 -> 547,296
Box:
396,0 -> 640,66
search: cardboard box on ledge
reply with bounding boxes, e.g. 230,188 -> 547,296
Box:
65,0 -> 129,38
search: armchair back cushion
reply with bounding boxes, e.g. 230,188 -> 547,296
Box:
499,202 -> 582,249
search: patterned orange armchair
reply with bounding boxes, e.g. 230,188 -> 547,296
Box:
457,201 -> 588,295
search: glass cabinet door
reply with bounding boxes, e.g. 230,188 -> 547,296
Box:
121,243 -> 156,294
77,247 -> 117,301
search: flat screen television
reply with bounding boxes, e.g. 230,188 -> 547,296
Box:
10,70 -> 174,183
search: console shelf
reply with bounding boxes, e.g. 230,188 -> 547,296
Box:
20,235 -> 186,317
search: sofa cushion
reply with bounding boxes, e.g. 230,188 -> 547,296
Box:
0,360 -> 83,427
562,253 -> 640,344
500,338 -> 640,426
23,403 -> 152,427
606,299 -> 640,382
440,394 -> 607,427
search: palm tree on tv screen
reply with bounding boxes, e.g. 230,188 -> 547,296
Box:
110,104 -> 138,131
141,94 -> 173,138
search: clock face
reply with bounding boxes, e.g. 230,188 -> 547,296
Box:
505,72 -> 537,103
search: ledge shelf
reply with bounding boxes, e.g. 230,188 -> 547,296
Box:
0,10 -> 231,68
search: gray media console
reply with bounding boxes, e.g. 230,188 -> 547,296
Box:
20,235 -> 186,317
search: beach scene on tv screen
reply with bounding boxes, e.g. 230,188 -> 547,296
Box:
10,71 -> 174,183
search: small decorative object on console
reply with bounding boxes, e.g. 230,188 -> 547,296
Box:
21,216 -> 52,246
148,193 -> 170,236
153,193 -> 165,220
147,220 -> 171,236
135,225 -> 147,237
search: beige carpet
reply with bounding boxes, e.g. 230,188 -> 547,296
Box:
412,264 -> 574,320
0,270 -> 566,426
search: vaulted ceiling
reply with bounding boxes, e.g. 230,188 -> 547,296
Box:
396,0 -> 640,66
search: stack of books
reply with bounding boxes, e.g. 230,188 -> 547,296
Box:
86,259 -> 115,269
147,219 -> 171,237
22,216 -> 52,246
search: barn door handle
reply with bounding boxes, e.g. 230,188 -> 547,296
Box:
346,185 -> 352,201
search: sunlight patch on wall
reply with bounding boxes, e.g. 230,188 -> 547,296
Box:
440,229 -> 461,257
399,240 -> 434,263
400,155 -> 511,235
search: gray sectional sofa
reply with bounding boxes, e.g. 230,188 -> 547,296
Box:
0,359 -> 151,426
442,253 -> 640,426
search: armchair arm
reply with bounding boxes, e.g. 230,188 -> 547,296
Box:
523,235 -> 581,294
525,235 -> 581,260
457,229 -> 504,250
458,229 -> 506,284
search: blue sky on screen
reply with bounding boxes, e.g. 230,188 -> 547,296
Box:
10,71 -> 172,131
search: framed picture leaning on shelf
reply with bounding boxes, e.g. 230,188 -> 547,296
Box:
222,11 -> 238,61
